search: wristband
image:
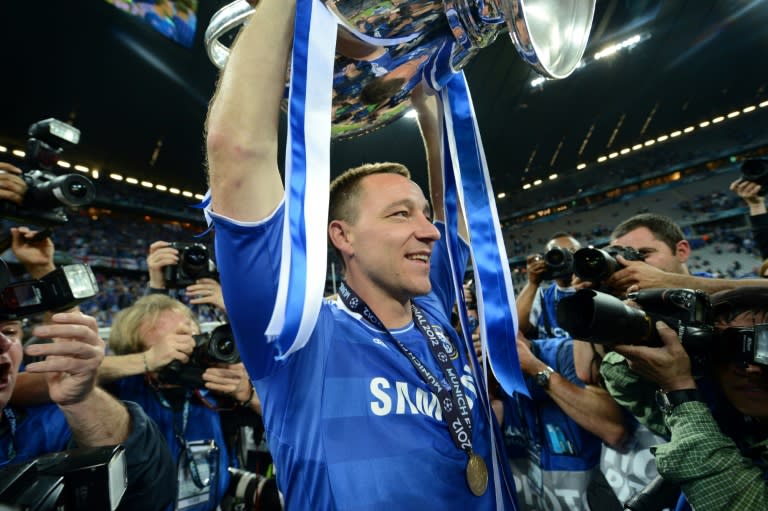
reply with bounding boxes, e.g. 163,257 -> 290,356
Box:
239,384 -> 256,407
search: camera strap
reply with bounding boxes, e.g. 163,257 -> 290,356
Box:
152,387 -> 211,490
337,281 -> 476,460
1,408 -> 17,463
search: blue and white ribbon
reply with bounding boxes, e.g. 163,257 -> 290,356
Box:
264,0 -> 337,357
433,70 -> 528,399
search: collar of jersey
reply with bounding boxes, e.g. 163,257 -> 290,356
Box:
333,296 -> 416,334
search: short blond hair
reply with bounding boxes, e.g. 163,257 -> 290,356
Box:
328,162 -> 411,270
109,294 -> 198,355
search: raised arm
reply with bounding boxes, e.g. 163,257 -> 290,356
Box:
411,84 -> 468,241
205,0 -> 294,222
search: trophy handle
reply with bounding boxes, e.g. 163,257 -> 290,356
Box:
204,0 -> 255,70
495,0 -> 596,79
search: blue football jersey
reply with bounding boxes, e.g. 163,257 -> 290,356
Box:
0,405 -> 71,467
211,203 -> 517,511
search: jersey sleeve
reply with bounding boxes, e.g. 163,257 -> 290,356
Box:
209,202 -> 287,379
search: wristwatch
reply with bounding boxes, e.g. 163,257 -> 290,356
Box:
535,366 -> 555,389
655,388 -> 702,415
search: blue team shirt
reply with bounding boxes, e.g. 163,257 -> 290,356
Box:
211,202 -> 517,511
0,405 -> 71,467
109,376 -> 231,511
529,283 -> 576,340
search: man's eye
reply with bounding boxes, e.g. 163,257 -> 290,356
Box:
2,328 -> 19,340
392,210 -> 409,218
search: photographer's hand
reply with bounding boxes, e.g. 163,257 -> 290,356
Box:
10,226 -> 55,278
515,331 -> 548,376
730,177 -> 766,216
23,312 -> 105,405
144,327 -> 197,372
0,162 -> 28,205
203,362 -> 261,414
614,321 -> 696,392
525,253 -> 548,286
607,256 -> 684,296
186,278 -> 226,311
24,312 -> 131,446
146,240 -> 179,289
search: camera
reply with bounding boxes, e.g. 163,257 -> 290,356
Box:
1,118 -> 96,225
0,445 -> 127,511
159,323 -> 240,387
555,288 -> 716,354
538,246 -> 575,281
0,258 -> 98,320
741,158 -> 768,195
572,246 -> 646,283
163,242 -> 218,289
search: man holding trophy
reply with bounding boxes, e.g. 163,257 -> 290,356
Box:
203,0 -> 596,508
204,0 -> 519,509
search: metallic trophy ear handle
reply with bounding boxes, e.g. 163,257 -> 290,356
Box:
495,0 -> 596,79
204,0 -> 255,70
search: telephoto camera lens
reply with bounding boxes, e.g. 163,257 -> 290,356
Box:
572,247 -> 620,282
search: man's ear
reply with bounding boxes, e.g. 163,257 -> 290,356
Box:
329,220 -> 353,257
675,239 -> 691,264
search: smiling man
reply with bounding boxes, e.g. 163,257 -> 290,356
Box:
203,1 -> 517,509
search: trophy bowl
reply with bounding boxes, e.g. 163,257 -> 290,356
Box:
206,0 -> 596,139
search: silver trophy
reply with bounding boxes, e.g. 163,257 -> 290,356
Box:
206,0 -> 595,139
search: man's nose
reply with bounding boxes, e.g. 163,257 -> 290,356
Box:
416,215 -> 441,241
0,333 -> 13,353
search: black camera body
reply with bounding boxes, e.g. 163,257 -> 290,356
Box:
0,445 -> 127,511
556,288 -> 716,354
572,245 -> 646,283
158,323 -> 240,388
163,242 -> 218,289
1,118 -> 96,225
539,246 -> 575,281
741,159 -> 768,195
0,258 -> 98,321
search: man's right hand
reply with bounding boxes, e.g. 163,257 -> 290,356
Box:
143,328 -> 196,372
146,240 -> 179,289
11,226 -> 55,278
730,177 -> 766,215
0,162 -> 28,205
525,253 -> 548,286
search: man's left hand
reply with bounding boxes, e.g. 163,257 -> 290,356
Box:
516,331 -> 547,376
614,321 -> 696,391
203,362 -> 251,402
24,312 -> 106,406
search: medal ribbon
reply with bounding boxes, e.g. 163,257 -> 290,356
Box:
337,281 -> 474,457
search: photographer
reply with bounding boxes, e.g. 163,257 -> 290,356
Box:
516,232 -> 585,339
604,213 -> 768,295
600,286 -> 768,510
146,240 -> 223,308
0,225 -> 177,509
0,311 -> 176,510
101,294 -> 267,511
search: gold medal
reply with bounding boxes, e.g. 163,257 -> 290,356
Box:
466,452 -> 489,496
